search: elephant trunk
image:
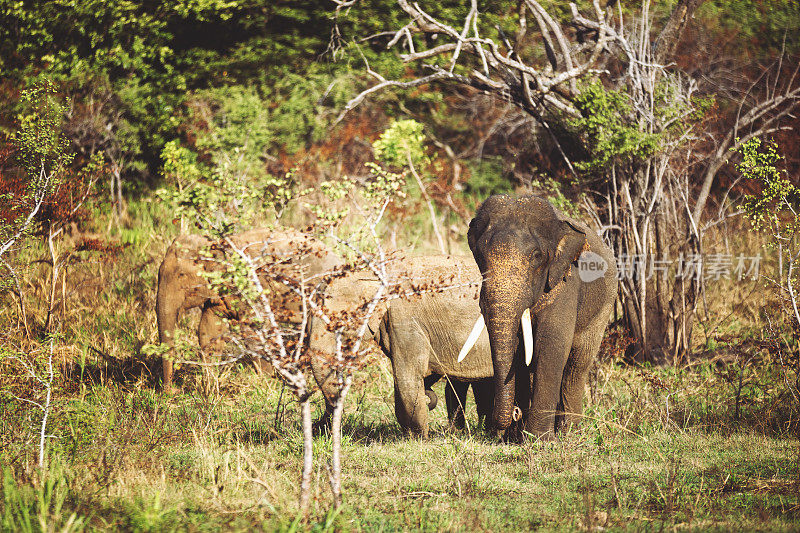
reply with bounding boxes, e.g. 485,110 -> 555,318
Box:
485,298 -> 524,431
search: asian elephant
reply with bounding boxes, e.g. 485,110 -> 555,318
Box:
461,194 -> 617,441
309,255 -> 494,438
156,227 -> 343,393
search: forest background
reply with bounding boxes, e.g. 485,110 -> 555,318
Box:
1,1 -> 800,530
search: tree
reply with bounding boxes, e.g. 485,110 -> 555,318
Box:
336,0 -> 800,363
739,137 -> 800,335
156,124 -> 416,509
1,81 -> 103,469
738,137 -> 800,431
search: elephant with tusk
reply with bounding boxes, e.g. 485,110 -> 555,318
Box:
309,254 -> 495,438
155,227 -> 343,393
459,194 -> 617,441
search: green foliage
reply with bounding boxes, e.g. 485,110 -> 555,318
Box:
698,0 -> 800,57
570,80 -> 661,173
14,81 -> 72,182
372,119 -> 428,169
361,162 -> 407,203
738,137 -> 800,238
370,118 -> 439,217
191,85 -> 272,180
161,139 -> 203,192
120,490 -> 178,532
264,70 -> 357,154
0,1 -> 366,180
308,161 -> 408,252
462,157 -> 512,200
1,80 -> 76,261
737,137 -> 800,413
1,467 -> 86,533
157,142 -> 305,238
530,176 -> 581,218
306,179 -> 351,227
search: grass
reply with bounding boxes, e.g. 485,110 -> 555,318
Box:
1,358 -> 798,532
1,201 -> 799,531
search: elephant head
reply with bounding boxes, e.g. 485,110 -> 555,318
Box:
460,195 -> 589,431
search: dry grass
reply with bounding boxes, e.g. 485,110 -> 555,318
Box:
1,201 -> 799,531
3,365 -> 798,531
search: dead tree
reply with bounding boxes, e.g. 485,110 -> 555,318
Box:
337,0 -> 800,364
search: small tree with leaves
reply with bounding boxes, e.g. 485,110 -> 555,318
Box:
1,82 -> 71,262
1,81 -> 104,469
372,118 -> 449,254
306,159 -> 411,508
156,139 -> 324,509
739,137 -> 800,412
158,121 -> 417,510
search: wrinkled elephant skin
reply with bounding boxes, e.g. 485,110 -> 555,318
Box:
467,194 -> 617,441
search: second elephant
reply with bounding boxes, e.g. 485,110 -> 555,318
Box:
156,227 -> 343,392
309,255 -> 494,438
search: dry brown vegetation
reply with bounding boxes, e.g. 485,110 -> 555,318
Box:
1,195 -> 798,530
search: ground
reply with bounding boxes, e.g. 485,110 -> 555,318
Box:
2,354 -> 798,532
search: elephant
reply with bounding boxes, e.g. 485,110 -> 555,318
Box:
460,194 -> 617,441
308,254 -> 495,438
156,227 -> 343,393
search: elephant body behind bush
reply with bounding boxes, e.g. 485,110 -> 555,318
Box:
376,277 -> 494,437
155,227 -> 343,392
309,254 -> 494,438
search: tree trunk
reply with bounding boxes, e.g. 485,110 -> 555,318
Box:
653,0 -> 707,65
300,396 -> 313,514
329,376 -> 351,509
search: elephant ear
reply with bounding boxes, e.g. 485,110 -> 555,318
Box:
467,216 -> 481,256
367,306 -> 385,339
547,220 -> 589,291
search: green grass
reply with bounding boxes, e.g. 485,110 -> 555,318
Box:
1,359 -> 798,532
1,201 -> 798,531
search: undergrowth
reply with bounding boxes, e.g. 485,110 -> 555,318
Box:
0,200 -> 798,531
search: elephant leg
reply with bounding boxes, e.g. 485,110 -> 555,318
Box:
198,303 -> 227,355
156,273 -> 183,394
394,377 -> 428,438
471,378 -> 494,430
558,316 -> 607,432
308,317 -> 341,432
392,353 -> 429,438
525,306 -> 577,441
383,315 -> 431,438
198,303 -> 227,395
162,352 -> 175,394
444,379 -> 469,430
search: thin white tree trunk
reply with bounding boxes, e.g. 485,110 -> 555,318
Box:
39,337 -> 55,469
299,397 -> 313,514
329,376 -> 351,509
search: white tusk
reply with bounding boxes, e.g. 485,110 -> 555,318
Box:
522,308 -> 533,366
458,314 -> 485,363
